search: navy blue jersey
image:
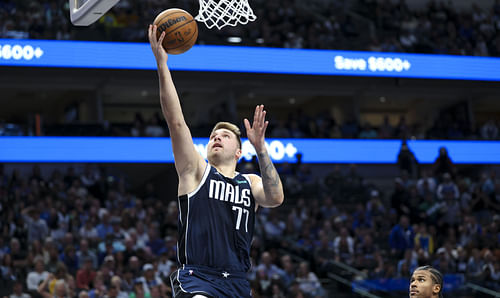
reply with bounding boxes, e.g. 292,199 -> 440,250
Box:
176,164 -> 256,273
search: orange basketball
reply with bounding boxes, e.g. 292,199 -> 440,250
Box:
153,8 -> 198,55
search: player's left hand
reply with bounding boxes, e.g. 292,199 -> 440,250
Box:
148,24 -> 168,66
244,105 -> 269,153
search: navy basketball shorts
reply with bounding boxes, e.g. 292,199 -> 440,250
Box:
170,265 -> 252,298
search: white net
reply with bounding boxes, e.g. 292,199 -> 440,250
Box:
195,0 -> 256,30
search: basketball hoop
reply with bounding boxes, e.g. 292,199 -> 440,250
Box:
195,0 -> 256,30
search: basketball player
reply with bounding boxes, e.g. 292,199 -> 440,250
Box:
148,25 -> 284,298
409,266 -> 444,298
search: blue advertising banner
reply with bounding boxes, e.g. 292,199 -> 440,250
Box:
1,39 -> 500,80
1,137 -> 499,164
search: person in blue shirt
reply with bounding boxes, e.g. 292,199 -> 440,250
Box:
390,215 -> 415,258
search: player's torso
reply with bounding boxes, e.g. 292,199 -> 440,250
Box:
177,165 -> 256,272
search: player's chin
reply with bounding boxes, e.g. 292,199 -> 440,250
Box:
208,149 -> 221,157
207,152 -> 221,162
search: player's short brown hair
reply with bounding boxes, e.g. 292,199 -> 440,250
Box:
211,122 -> 241,149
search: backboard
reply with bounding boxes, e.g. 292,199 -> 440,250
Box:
69,0 -> 120,26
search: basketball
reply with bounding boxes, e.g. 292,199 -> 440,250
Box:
153,8 -> 198,55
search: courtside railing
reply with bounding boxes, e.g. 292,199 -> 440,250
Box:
465,282 -> 500,297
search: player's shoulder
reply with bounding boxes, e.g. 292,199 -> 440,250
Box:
242,173 -> 261,185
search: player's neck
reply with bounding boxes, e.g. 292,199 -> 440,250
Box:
211,162 -> 237,178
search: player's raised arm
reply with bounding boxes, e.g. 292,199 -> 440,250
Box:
148,25 -> 205,187
244,105 -> 284,208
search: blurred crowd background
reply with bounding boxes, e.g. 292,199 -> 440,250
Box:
0,151 -> 499,297
1,0 -> 500,297
2,0 -> 500,55
1,107 -> 499,141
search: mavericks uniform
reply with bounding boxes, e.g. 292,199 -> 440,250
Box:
171,164 -> 256,297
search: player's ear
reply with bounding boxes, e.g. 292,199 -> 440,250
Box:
432,284 -> 441,295
235,148 -> 242,160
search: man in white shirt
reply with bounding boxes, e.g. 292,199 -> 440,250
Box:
135,264 -> 167,295
26,256 -> 49,291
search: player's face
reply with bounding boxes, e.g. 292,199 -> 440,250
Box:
409,271 -> 440,297
207,129 -> 241,162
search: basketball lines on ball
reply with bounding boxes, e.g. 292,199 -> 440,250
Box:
155,11 -> 192,36
160,19 -> 195,41
167,25 -> 198,51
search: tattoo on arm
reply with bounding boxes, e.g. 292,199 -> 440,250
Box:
258,152 -> 283,199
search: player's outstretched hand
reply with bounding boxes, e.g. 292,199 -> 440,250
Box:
148,24 -> 168,66
244,105 -> 269,153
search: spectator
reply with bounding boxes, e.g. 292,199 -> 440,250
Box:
9,281 -> 30,298
60,245 -> 79,276
135,264 -> 167,295
432,247 -> 455,274
397,249 -> 418,277
433,147 -> 455,178
26,256 -> 49,292
440,189 -> 462,228
391,178 -> 410,218
389,215 -> 414,257
76,257 -> 96,291
256,251 -> 284,280
143,113 -> 165,137
80,165 -> 98,188
436,173 -> 459,200
38,274 -> 71,298
156,252 -> 175,281
96,212 -> 113,241
145,228 -> 164,256
296,261 -> 324,297
10,238 -> 28,275
414,223 -> 434,255
358,123 -> 378,139
279,255 -> 295,288
397,141 -> 417,178
378,115 -> 394,138
80,218 -> 99,242
333,227 -> 355,265
481,120 -> 498,139
416,170 -> 437,197
130,113 -> 145,137
319,196 -> 338,220
21,207 -> 49,245
110,276 -> 129,298
365,190 -> 386,222
264,210 -> 286,240
355,234 -> 378,271
458,215 -> 482,248
88,271 -> 107,298
314,232 -> 335,274
76,239 -> 98,270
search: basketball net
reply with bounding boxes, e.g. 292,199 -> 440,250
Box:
195,0 -> 256,29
